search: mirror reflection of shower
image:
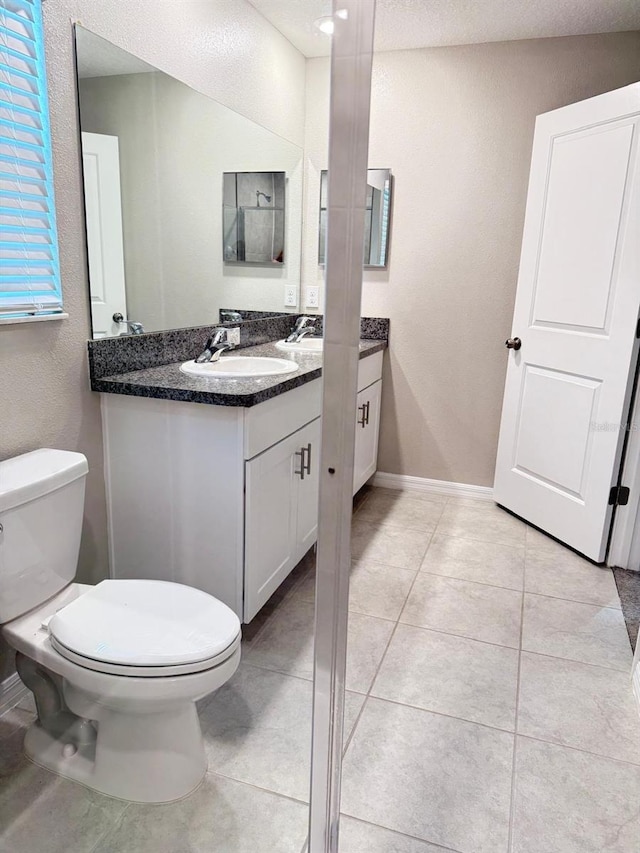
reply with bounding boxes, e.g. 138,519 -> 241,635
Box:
223,171 -> 285,264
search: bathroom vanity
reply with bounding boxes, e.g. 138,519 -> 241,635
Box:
93,326 -> 385,622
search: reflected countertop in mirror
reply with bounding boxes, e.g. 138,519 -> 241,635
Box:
75,27 -> 303,339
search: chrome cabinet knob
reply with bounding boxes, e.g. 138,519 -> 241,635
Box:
505,337 -> 522,351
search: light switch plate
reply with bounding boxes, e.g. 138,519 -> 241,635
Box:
284,285 -> 298,307
306,286 -> 320,308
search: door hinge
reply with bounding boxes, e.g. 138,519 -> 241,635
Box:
609,485 -> 630,506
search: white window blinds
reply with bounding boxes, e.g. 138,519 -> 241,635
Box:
1,0 -> 63,317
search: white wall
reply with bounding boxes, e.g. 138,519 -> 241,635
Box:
303,32 -> 640,487
0,0 -> 305,685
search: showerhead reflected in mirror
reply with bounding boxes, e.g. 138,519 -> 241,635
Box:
319,168 -> 392,268
223,172 -> 286,264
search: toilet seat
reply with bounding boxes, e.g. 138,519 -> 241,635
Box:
48,579 -> 241,677
49,633 -> 241,677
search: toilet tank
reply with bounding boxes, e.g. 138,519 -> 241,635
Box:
0,449 -> 88,623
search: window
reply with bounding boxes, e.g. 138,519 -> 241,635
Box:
1,0 -> 63,320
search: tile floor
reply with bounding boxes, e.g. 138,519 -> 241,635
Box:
1,487 -> 639,852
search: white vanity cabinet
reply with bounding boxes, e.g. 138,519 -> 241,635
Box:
101,350 -> 383,621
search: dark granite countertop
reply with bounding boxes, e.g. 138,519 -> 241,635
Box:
92,339 -> 386,408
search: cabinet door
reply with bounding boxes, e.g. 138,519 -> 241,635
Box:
296,418 -> 322,560
353,380 -> 382,494
244,418 -> 321,621
244,430 -> 300,621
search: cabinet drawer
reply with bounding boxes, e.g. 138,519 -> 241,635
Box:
357,350 -> 383,392
243,350 -> 383,460
243,378 -> 322,460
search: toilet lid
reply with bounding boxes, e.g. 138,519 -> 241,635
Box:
48,579 -> 241,668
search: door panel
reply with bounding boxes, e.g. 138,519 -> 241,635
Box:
513,366 -> 600,498
353,380 -> 382,493
244,431 -> 299,621
244,418 -> 322,621
494,84 -> 640,561
296,419 -> 322,559
532,123 -> 634,333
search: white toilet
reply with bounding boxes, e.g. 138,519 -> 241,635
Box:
0,448 -> 241,803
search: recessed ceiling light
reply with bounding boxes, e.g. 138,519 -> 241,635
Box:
314,16 -> 335,36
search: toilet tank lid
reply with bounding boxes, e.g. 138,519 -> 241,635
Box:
0,449 -> 88,513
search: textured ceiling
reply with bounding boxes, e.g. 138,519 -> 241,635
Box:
246,0 -> 640,57
75,27 -> 156,78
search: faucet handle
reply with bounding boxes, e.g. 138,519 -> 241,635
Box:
211,327 -> 228,344
294,316 -> 315,331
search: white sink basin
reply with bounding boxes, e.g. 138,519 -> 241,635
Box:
276,338 -> 324,353
180,356 -> 299,379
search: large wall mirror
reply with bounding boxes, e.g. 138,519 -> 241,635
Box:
75,27 -> 302,338
319,168 -> 392,269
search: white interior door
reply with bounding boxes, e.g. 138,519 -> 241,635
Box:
494,83 -> 640,562
81,132 -> 127,337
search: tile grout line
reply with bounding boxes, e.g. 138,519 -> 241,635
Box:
360,692 -> 518,737
341,524 -> 437,757
517,646 -> 633,675
337,813 -> 465,853
206,767 -> 312,808
338,520 -> 451,849
341,511 -> 529,852
506,544 -> 527,853
514,731 -> 640,768
397,614 -> 522,652
86,801 -> 133,853
521,588 -> 625,613
520,632 -> 639,673
414,560 -> 621,612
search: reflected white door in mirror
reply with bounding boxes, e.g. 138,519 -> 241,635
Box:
81,132 -> 127,338
101,351 -> 383,622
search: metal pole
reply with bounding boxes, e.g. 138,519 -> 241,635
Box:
308,2 -> 376,851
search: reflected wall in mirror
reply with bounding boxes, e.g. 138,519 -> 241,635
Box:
319,168 -> 392,268
75,27 -> 302,338
223,172 -> 285,264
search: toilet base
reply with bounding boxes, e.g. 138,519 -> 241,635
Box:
23,699 -> 208,803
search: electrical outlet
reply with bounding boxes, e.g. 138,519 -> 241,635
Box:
226,326 -> 241,346
306,286 -> 320,309
284,285 -> 298,307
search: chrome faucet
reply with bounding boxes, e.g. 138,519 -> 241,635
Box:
285,316 -> 317,343
195,328 -> 235,363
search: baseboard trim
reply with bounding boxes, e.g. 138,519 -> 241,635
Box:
371,472 -> 494,501
0,672 -> 27,717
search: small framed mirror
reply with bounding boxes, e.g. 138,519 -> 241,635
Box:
223,171 -> 286,265
319,168 -> 392,268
